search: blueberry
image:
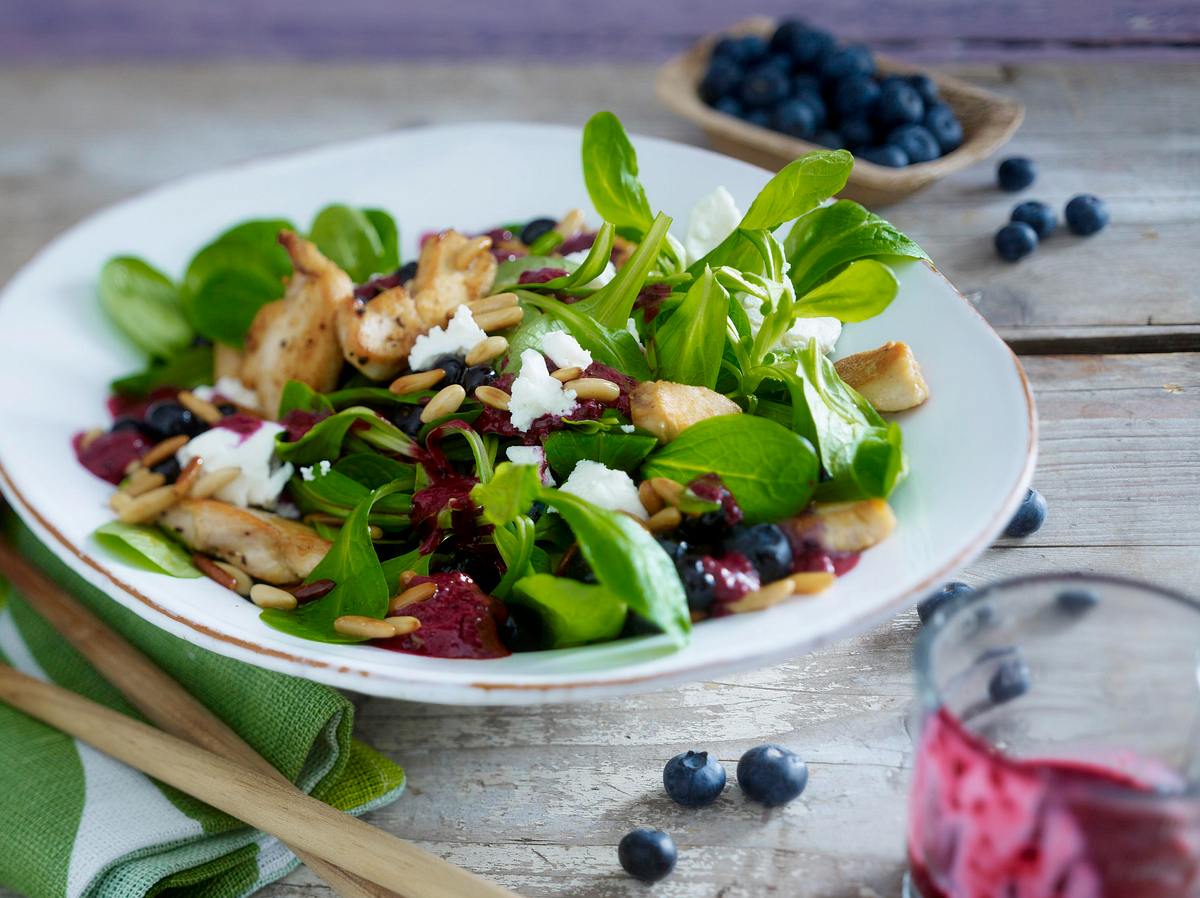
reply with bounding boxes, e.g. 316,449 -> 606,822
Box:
771,97 -> 817,139
1056,588 -> 1100,614
783,28 -> 836,69
769,19 -> 809,55
1064,194 -> 1110,236
618,828 -> 677,883
791,87 -> 827,129
908,73 -> 940,106
737,744 -> 808,806
216,402 -> 237,417
563,548 -> 598,584
819,44 -> 875,83
1010,200 -> 1057,239
680,510 -> 728,544
831,75 -> 881,120
519,217 -> 557,246
735,34 -> 769,64
111,416 -> 152,438
500,604 -> 543,652
1004,488 -> 1047,537
994,222 -> 1039,262
917,581 -> 974,623
988,657 -> 1031,704
724,524 -> 793,582
711,36 -> 743,61
460,364 -> 493,393
877,80 -> 925,128
713,95 -> 743,118
432,354 -> 466,385
813,129 -> 843,148
391,405 -> 424,438
663,750 -> 727,807
761,53 -> 793,73
791,73 -> 821,98
738,66 -> 791,108
655,536 -> 689,564
876,74 -> 909,93
887,124 -> 940,163
861,145 -> 909,168
923,102 -> 963,154
700,58 -> 744,104
676,555 -> 717,612
144,400 -> 205,440
151,456 -> 181,484
742,108 -> 771,128
997,156 -> 1036,192
838,117 -> 875,151
394,260 -> 418,283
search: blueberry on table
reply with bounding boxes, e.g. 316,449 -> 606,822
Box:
700,58 -> 743,104
742,108 -> 771,128
519,217 -> 557,247
771,97 -> 818,139
838,117 -> 875,151
784,28 -> 836,69
724,524 -> 793,582
813,129 -> 843,149
791,87 -> 827,129
1064,194 -> 1110,236
713,95 -> 743,118
1010,200 -> 1057,239
732,34 -> 769,65
676,555 -> 718,613
738,66 -> 791,108
923,102 -> 963,153
994,222 -> 1039,262
917,581 -> 974,623
663,750 -> 727,807
1056,588 -> 1100,614
832,75 -> 881,120
997,156 -> 1036,192
908,73 -> 940,105
791,72 -> 821,98
988,656 -> 1031,704
862,145 -> 909,168
618,828 -> 677,883
876,80 -> 925,129
887,124 -> 940,163
769,18 -> 810,54
737,744 -> 809,807
144,400 -> 205,440
1004,488 -> 1047,537
819,44 -> 875,83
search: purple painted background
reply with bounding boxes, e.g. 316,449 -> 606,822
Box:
2,0 -> 1198,61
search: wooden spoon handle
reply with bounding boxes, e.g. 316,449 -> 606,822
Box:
0,663 -> 518,898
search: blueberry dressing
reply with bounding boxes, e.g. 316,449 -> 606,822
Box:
278,409 -> 329,444
73,429 -> 149,484
380,572 -> 510,659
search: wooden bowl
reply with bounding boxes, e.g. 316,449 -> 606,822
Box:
656,16 -> 1025,206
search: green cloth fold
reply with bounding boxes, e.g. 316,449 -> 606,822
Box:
0,517 -> 405,898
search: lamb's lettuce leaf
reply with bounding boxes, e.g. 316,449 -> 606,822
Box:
793,259 -> 899,322
581,111 -> 655,236
99,257 -> 194,359
510,575 -> 627,648
110,344 -> 213,397
516,291 -> 651,380
542,430 -> 657,479
92,522 -> 201,578
567,212 -> 672,329
652,265 -> 729,389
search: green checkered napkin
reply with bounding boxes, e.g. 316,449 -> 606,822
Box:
0,515 -> 406,898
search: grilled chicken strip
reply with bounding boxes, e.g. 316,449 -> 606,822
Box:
630,381 -> 742,443
335,230 -> 498,381
781,499 -> 897,555
159,499 -> 331,585
834,341 -> 929,413
240,232 -> 349,419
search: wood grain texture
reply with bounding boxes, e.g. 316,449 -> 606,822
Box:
2,0 -> 1198,62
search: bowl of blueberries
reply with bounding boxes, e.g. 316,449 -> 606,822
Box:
656,16 -> 1025,205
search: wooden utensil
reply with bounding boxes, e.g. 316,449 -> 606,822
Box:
0,542 -> 518,898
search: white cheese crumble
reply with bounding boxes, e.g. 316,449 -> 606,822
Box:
620,424 -> 636,433
541,330 -> 592,370
625,317 -> 645,350
684,186 -> 742,263
194,377 -> 260,411
407,305 -> 487,371
299,459 -> 332,482
562,250 -> 617,287
508,350 -> 578,432
176,422 -> 293,509
505,445 -> 555,486
737,292 -> 842,356
558,460 -> 647,520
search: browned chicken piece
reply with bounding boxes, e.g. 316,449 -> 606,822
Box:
159,499 -> 331,585
630,381 -> 742,442
781,499 -> 897,554
335,230 -> 498,381
554,208 -> 587,240
213,343 -> 245,381
240,232 -> 349,419
834,341 -> 929,413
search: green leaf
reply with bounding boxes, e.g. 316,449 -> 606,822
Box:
640,414 -> 819,524
287,469 -> 412,530
277,380 -> 334,418
516,291 -> 651,380
570,212 -> 672,329
110,344 -> 213,397
500,306 -> 565,373
527,230 -> 564,255
187,266 -> 284,347
491,514 -> 537,599
653,266 -> 729,389
98,257 -> 193,359
517,224 -> 616,293
581,111 -> 654,235
740,150 -> 853,230
793,259 -> 899,323
362,209 -> 400,272
92,522 -> 201,578
333,453 -> 415,490
274,407 -> 414,465
510,574 -> 627,648
784,199 -> 928,297
381,548 -> 431,594
182,219 -> 292,300
260,482 -> 408,643
542,430 -> 657,480
470,462 -> 542,528
494,254 -> 580,290
309,204 -> 387,282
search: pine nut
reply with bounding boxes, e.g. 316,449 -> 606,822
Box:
465,335 -> 508,366
648,477 -> 684,507
398,570 -> 418,589
474,385 -> 511,411
473,306 -> 524,332
213,561 -> 253,596
303,512 -> 344,527
788,571 -> 837,594
190,466 -> 241,499
290,579 -> 337,602
420,384 -> 466,423
193,554 -> 239,592
125,469 -> 166,497
555,208 -> 586,237
646,506 -> 682,534
551,366 -> 583,383
468,292 -> 519,315
141,435 -> 188,469
79,428 -> 104,451
173,456 -> 203,496
117,485 -> 180,524
726,578 -> 797,614
389,368 -> 445,395
638,481 -> 664,516
388,581 -> 437,614
109,491 -> 133,512
456,235 -> 492,267
334,615 -> 397,640
368,524 -> 384,540
569,378 -> 620,402
251,583 -> 299,610
178,390 -> 223,424
384,615 -> 422,636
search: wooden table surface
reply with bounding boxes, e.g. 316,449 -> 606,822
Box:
2,61 -> 1198,897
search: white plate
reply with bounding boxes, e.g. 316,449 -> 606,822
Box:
0,123 -> 1036,704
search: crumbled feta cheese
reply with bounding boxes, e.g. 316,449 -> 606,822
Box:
407,305 -> 487,371
736,293 -> 842,356
508,350 -> 578,432
176,422 -> 293,509
300,465 -> 315,482
558,460 -> 647,520
505,445 -> 555,486
562,251 -> 618,288
541,331 -> 592,370
625,317 -> 645,350
684,186 -> 742,263
620,424 -> 636,433
194,377 -> 259,411
300,460 -> 332,482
